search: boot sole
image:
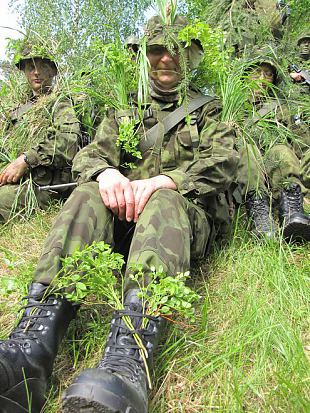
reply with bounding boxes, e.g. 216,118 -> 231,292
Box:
283,221 -> 310,242
0,395 -> 28,413
0,378 -> 45,413
62,383 -> 137,413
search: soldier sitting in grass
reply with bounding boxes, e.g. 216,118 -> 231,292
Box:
0,40 -> 80,223
0,13 -> 240,413
289,33 -> 310,93
236,53 -> 310,241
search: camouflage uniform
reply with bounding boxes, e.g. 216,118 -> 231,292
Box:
0,17 -> 240,413
301,149 -> 310,188
0,46 -> 80,223
34,91 -> 239,287
237,99 -> 310,199
236,52 -> 310,200
222,0 -> 286,57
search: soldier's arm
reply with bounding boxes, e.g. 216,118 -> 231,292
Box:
162,102 -> 240,198
72,108 -> 121,183
23,97 -> 80,169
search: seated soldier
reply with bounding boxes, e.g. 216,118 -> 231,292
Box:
289,33 -> 310,88
0,40 -> 80,223
222,0 -> 288,58
0,14 -> 239,413
236,53 -> 310,241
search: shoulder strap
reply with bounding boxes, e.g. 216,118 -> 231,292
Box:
10,100 -> 35,122
246,100 -> 283,127
139,95 -> 216,154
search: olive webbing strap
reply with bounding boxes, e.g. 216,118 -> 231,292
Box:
245,100 -> 283,128
139,95 -> 216,154
10,101 -> 36,121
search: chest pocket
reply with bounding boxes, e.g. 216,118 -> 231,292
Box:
175,113 -> 200,163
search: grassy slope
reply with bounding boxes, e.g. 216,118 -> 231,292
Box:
0,207 -> 309,413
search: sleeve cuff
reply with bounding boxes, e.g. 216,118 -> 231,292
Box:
23,149 -> 41,168
162,170 -> 196,196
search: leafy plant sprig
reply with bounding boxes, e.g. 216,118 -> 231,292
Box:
49,241 -> 200,389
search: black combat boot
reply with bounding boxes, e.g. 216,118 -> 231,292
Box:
279,183 -> 310,242
62,289 -> 164,413
245,191 -> 276,238
0,282 -> 77,413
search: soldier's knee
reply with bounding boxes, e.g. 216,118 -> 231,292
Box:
267,144 -> 295,160
150,188 -> 183,205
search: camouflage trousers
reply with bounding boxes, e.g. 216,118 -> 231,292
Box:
34,182 -> 211,291
0,182 -> 58,224
235,143 -> 309,202
301,148 -> 310,189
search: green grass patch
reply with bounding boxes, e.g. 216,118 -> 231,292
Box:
0,210 -> 309,412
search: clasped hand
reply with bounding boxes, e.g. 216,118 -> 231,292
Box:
97,168 -> 177,222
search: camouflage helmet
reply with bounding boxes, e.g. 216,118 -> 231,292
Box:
14,41 -> 57,71
144,15 -> 203,70
297,33 -> 310,46
124,35 -> 140,53
244,48 -> 280,84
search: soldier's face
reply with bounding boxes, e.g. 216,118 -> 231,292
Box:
249,63 -> 276,97
299,39 -> 310,59
147,45 -> 182,90
23,58 -> 57,95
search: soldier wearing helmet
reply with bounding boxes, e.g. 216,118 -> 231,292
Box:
235,52 -> 310,241
125,35 -> 140,54
0,14 -> 239,413
0,40 -> 80,223
289,33 -> 310,86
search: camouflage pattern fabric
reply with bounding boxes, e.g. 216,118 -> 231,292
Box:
33,90 -> 239,286
234,143 -> 266,202
0,96 -> 80,222
235,98 -> 310,200
223,0 -> 285,56
301,149 -> 310,188
34,182 -> 211,288
265,144 -> 308,198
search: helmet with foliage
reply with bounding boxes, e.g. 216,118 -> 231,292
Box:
244,48 -> 281,85
14,40 -> 57,71
144,15 -> 203,70
297,33 -> 310,46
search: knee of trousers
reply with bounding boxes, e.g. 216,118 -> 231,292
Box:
144,188 -> 187,212
266,144 -> 299,164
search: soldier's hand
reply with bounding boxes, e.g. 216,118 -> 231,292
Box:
96,168 -> 135,221
131,175 -> 177,222
290,72 -> 304,82
0,155 -> 29,186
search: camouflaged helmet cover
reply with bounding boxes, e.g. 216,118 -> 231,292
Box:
125,35 -> 140,46
14,41 -> 57,71
244,48 -> 280,84
297,33 -> 310,46
144,15 -> 203,69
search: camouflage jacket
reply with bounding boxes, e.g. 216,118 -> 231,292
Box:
243,97 -> 310,157
0,92 -> 80,186
73,90 -> 240,232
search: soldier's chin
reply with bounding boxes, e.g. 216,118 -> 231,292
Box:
154,74 -> 181,90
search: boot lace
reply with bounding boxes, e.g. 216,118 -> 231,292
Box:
9,293 -> 57,343
99,309 -> 158,382
248,196 -> 274,232
285,184 -> 303,213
